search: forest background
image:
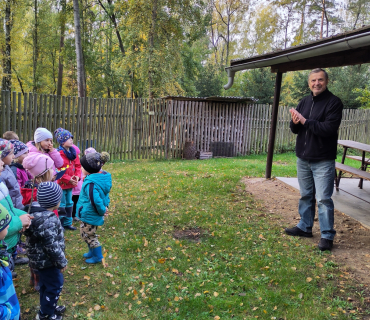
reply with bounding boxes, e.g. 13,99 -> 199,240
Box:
1,0 -> 370,108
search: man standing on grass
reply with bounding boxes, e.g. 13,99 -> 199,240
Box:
285,68 -> 343,251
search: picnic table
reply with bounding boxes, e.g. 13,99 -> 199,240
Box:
335,140 -> 370,191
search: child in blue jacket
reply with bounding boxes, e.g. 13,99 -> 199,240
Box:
76,152 -> 111,264
0,203 -> 21,320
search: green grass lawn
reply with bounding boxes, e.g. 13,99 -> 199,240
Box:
16,152 -> 367,320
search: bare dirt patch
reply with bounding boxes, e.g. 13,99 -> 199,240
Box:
173,227 -> 205,242
242,177 -> 370,288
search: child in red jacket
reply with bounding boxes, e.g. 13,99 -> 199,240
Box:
54,128 -> 81,231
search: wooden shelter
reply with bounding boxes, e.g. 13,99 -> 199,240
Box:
224,25 -> 370,178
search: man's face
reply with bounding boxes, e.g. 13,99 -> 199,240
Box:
308,71 -> 328,96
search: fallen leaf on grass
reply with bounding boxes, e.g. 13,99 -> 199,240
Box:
22,288 -> 26,294
214,316 -> 220,320
258,234 -> 266,240
195,293 -> 201,297
306,277 -> 312,283
143,237 -> 148,247
106,273 -> 113,278
84,276 -> 90,280
158,258 -> 166,264
213,292 -> 219,297
94,305 -> 101,311
174,296 -> 179,301
114,293 -> 119,298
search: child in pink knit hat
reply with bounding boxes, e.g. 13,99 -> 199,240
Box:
22,153 -> 58,292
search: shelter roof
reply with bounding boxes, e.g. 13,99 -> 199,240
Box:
224,25 -> 370,90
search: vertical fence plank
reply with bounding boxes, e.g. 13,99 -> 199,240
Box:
12,92 -> 16,131
34,93 -> 38,132
160,100 -> 165,159
122,99 -> 128,159
6,91 -> 11,131
61,96 -> 66,129
28,93 -> 34,141
17,93 -> 22,135
66,96 -> 71,132
1,92 -> 5,134
88,98 -> 93,148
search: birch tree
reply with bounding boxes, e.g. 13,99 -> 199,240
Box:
73,0 -> 86,97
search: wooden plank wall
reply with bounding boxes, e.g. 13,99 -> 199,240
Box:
1,91 -> 370,160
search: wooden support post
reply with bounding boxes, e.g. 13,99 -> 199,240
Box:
265,71 -> 283,179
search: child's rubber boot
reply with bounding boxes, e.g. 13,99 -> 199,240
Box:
85,246 -> 103,264
63,207 -> 77,230
83,245 -> 93,258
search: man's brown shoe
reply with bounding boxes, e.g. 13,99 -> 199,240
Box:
318,238 -> 333,251
285,226 -> 313,238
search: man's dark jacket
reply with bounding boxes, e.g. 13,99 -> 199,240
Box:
290,88 -> 343,160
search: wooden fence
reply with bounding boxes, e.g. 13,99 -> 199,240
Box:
1,91 -> 370,159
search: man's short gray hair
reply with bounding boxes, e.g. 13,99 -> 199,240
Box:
308,68 -> 328,80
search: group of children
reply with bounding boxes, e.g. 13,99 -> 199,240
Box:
0,128 -> 112,320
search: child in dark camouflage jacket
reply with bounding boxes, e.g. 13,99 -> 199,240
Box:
24,182 -> 67,320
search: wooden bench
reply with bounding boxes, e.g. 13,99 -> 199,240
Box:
345,155 -> 370,165
335,162 -> 370,190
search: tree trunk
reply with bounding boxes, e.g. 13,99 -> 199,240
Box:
97,0 -> 125,55
33,0 -> 39,92
320,0 -> 325,39
57,0 -> 66,96
73,0 -> 86,97
2,0 -> 12,92
148,0 -> 158,99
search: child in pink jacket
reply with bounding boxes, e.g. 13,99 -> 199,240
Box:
26,128 -> 63,175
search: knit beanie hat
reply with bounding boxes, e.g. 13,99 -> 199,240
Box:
0,203 -> 11,232
9,139 -> 28,158
23,153 -> 54,177
54,127 -> 73,145
80,152 -> 110,174
0,139 -> 14,159
34,128 -> 53,143
37,182 -> 63,209
84,147 -> 96,155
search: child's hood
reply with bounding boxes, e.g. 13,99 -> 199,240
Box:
0,181 -> 9,201
26,141 -> 38,153
84,171 -> 112,194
